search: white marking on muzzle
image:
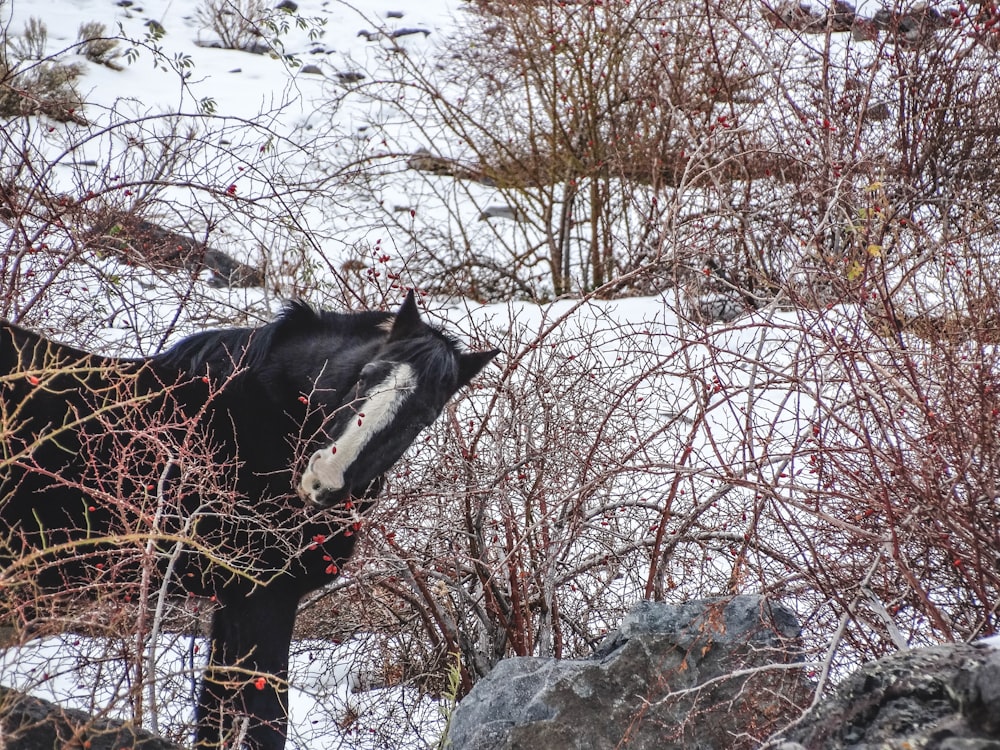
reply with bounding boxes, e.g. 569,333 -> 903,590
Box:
300,363 -> 416,504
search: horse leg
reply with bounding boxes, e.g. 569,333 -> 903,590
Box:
195,589 -> 299,750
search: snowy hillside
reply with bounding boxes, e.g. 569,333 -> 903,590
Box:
3,0 -> 1000,747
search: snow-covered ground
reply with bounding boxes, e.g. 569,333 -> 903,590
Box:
0,631 -> 444,749
0,0 -> 478,350
3,0 -> 999,746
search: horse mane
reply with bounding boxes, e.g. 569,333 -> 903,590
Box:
147,300 -> 465,391
2,320 -> 96,358
388,330 -> 463,385
154,301 -> 323,378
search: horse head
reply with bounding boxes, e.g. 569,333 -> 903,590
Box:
299,291 -> 497,508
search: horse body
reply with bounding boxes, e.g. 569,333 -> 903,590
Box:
0,292 -> 497,749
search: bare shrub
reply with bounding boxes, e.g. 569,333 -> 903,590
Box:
0,94 -> 348,344
329,0 -> 1000,316
294,291 -> 768,684
278,8 -> 1000,743
194,0 -> 272,52
332,0 -> 808,303
0,356 -> 243,742
7,17 -> 48,61
0,62 -> 85,123
78,22 -> 123,69
305,251 -> 1000,742
0,16 -> 87,122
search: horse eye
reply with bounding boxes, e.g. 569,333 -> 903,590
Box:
358,363 -> 379,385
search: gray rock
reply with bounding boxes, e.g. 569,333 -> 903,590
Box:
390,28 -> 430,39
478,206 -> 518,221
336,70 -> 365,84
447,595 -> 808,750
0,685 -> 184,750
782,642 -> 1000,749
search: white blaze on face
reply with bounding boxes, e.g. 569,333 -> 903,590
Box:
300,363 -> 416,504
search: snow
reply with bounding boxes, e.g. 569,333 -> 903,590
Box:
1,632 -> 444,749
2,0 -> 997,745
978,634 -> 1000,650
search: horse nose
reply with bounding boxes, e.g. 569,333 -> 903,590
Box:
311,485 -> 349,509
312,489 -> 334,508
298,451 -> 322,502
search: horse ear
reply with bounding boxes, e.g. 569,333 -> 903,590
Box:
457,348 -> 500,388
388,289 -> 422,341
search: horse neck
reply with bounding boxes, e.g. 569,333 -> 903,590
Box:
271,327 -> 387,398
2,322 -> 143,382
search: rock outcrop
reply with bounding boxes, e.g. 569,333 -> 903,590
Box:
87,217 -> 263,288
7,599 -> 998,750
447,595 -> 1000,750
779,641 -> 1000,749
447,595 -> 809,750
0,685 -> 184,750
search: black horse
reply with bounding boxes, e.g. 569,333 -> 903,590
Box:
0,291 -> 497,749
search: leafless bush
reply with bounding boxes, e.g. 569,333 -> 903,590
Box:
0,90 -> 347,346
195,0 -> 270,51
329,0 -> 1000,315
331,0 -> 807,302
1,15 -> 85,124
77,22 -> 122,69
0,61 -> 85,123
7,17 -> 48,61
290,290 -> 764,692
273,9 -> 1000,743
298,245 -> 997,744
0,360 -> 244,742
4,0 -> 1000,746
0,15 -> 89,122
193,0 -> 319,56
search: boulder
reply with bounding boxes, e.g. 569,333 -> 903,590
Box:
447,595 -> 809,750
779,641 -> 1000,749
0,685 -> 184,750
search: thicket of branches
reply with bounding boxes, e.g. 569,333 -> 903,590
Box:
2,0 -> 1000,747
317,0 -> 1000,737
